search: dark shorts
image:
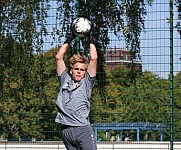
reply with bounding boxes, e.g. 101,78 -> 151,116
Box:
60,124 -> 97,150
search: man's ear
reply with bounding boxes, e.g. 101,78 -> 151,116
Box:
70,69 -> 72,74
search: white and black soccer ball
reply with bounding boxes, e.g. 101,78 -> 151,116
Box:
71,17 -> 92,37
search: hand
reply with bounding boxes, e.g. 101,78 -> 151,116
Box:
64,29 -> 76,44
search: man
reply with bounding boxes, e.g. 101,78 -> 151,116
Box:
55,30 -> 98,150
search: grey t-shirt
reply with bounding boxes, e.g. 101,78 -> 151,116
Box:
55,70 -> 96,126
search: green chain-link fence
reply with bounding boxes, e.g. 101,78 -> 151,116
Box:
0,0 -> 181,149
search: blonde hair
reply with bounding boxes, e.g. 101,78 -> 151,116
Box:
69,54 -> 89,68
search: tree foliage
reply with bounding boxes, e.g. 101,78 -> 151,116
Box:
91,68 -> 171,141
0,0 -> 50,140
1,0 -> 181,142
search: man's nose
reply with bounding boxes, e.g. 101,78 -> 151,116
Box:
77,69 -> 81,73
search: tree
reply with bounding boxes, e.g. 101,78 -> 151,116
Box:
3,0 -> 179,141
91,66 -> 171,141
173,72 -> 181,140
0,0 -> 50,140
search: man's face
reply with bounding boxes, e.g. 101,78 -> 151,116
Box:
71,62 -> 87,82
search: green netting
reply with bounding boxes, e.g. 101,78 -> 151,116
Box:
0,0 -> 181,149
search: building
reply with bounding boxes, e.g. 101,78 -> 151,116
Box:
104,48 -> 142,71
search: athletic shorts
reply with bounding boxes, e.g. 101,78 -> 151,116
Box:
60,125 -> 97,150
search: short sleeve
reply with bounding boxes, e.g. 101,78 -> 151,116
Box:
84,72 -> 96,89
57,70 -> 68,87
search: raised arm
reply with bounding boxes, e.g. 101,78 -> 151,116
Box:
87,32 -> 98,77
56,44 -> 69,75
56,32 -> 75,75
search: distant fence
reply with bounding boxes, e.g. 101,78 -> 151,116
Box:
0,141 -> 181,150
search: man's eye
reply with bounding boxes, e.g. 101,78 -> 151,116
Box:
74,68 -> 85,71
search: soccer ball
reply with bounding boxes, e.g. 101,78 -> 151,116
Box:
71,17 -> 92,37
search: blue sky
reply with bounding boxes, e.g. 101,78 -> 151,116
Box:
140,1 -> 181,78
108,1 -> 181,78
